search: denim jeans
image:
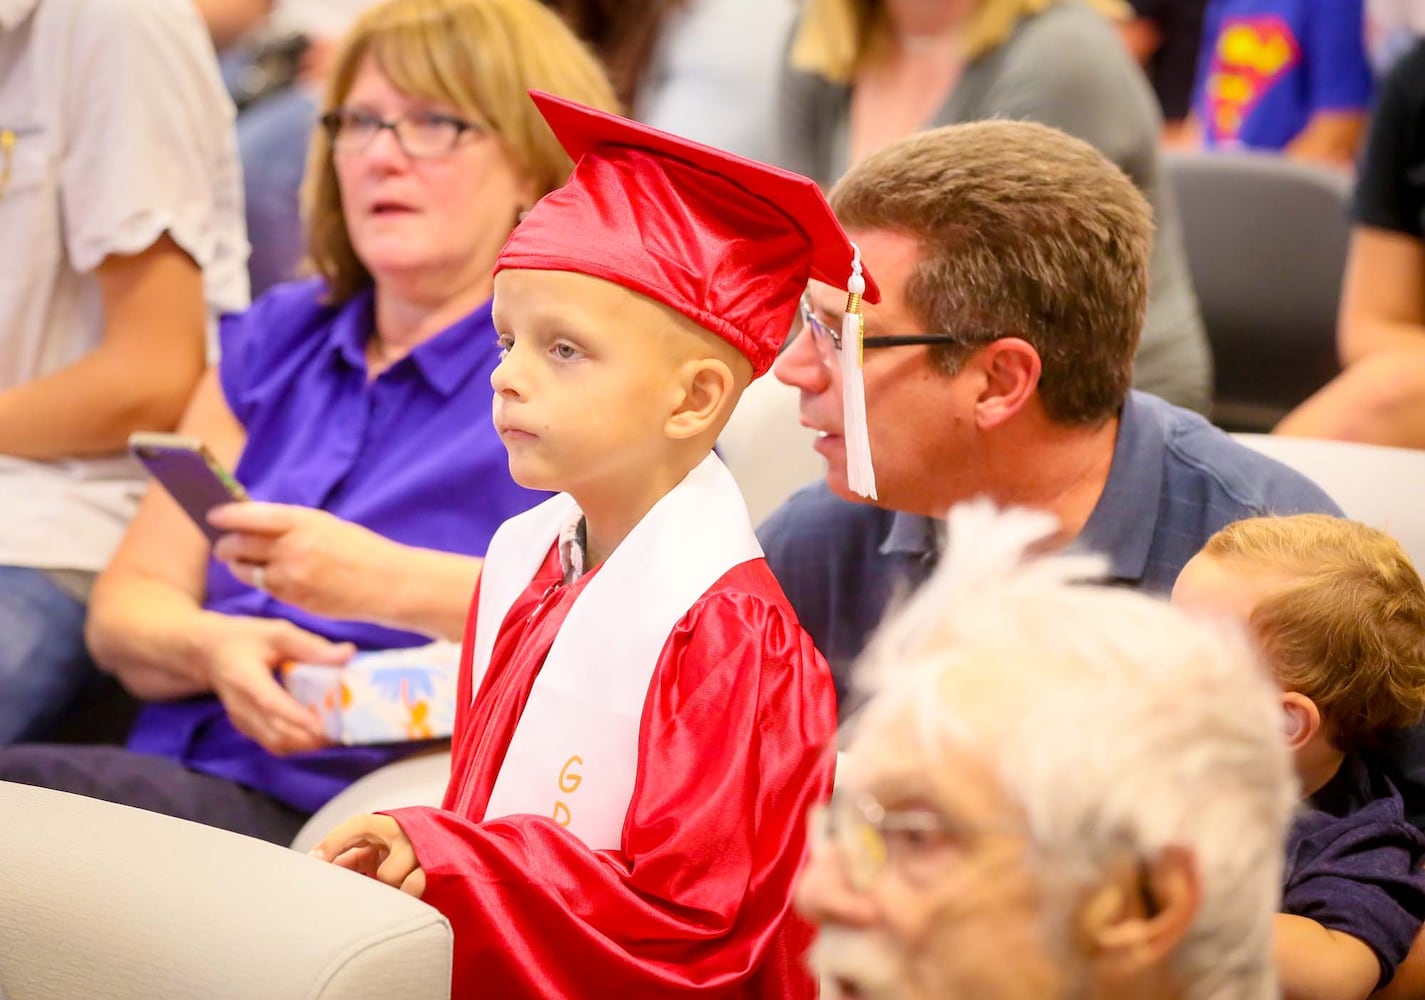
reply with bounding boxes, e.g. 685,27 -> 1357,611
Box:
0,566 -> 98,743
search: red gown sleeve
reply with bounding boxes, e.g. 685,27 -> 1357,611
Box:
388,565 -> 837,999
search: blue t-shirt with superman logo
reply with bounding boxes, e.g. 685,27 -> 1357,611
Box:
1194,0 -> 1373,150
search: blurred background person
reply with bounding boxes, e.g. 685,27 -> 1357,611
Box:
776,0 -> 1213,416
0,0 -> 248,744
1276,38 -> 1425,449
0,0 -> 619,846
1366,0 -> 1425,73
225,0 -> 382,295
1119,0 -> 1209,143
797,503 -> 1296,1000
1190,0 -> 1373,167
541,0 -> 793,161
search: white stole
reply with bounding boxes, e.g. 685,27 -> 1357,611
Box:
471,453 -> 763,850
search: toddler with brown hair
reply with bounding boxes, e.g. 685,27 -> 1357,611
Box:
1175,514 -> 1425,1000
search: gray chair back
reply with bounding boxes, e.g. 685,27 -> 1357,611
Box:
1164,151 -> 1352,431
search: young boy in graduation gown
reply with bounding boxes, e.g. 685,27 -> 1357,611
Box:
311,91 -> 882,998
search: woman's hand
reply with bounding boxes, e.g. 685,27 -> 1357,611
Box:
210,502 -> 399,621
198,613 -> 353,755
310,813 -> 427,898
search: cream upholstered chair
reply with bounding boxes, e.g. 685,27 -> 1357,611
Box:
720,373 -> 823,526
291,748 -> 452,853
0,781 -> 452,1000
1232,434 -> 1425,568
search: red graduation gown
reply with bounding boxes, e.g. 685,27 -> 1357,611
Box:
388,544 -> 837,998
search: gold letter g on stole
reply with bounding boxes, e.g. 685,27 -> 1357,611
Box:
553,755 -> 583,827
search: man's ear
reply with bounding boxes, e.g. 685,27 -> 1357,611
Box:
972,338 -> 1042,430
666,358 -> 736,440
1078,846 -> 1200,975
1281,691 -> 1322,751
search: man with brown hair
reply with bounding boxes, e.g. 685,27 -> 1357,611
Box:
759,118 -> 1342,707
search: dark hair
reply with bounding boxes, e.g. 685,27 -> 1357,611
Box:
541,0 -> 685,110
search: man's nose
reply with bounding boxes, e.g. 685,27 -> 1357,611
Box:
773,326 -> 832,394
795,845 -> 879,929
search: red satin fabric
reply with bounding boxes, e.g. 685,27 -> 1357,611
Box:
388,546 -> 837,998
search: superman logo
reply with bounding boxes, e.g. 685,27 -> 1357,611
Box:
1204,16 -> 1301,141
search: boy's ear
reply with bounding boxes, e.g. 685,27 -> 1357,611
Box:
1281,691 -> 1322,750
665,358 -> 736,440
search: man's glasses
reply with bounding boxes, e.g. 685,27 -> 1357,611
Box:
320,108 -> 486,159
809,789 -> 1019,891
799,292 -> 972,353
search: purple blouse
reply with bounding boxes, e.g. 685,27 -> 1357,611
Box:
127,277 -> 547,813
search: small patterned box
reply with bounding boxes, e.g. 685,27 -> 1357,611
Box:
282,641 -> 463,745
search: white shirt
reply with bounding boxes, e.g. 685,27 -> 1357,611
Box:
269,0 -> 377,38
0,0 -> 249,572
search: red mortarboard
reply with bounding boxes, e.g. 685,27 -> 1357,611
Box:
495,91 -> 879,380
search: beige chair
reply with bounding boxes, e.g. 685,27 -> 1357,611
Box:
1232,434 -> 1425,568
720,374 -> 823,526
291,749 -> 452,854
0,781 -> 452,1000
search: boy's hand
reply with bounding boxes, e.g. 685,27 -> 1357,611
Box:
311,814 -> 427,899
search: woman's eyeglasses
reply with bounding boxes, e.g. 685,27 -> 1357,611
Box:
320,109 -> 486,159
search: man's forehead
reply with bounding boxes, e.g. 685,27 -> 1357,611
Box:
846,698 -> 1014,813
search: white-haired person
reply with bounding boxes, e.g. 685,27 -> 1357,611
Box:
796,503 -> 1297,1000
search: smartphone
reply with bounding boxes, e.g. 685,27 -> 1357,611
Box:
128,432 -> 248,543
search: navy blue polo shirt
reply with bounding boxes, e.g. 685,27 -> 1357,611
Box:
758,391 -> 1343,709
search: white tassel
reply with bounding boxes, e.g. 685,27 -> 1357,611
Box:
840,245 -> 877,499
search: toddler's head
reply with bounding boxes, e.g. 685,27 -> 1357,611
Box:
1173,515 -> 1425,780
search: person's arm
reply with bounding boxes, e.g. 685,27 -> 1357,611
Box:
1286,112 -> 1369,169
1288,0 -> 1374,167
1119,15 -> 1164,66
1276,913 -> 1381,1000
191,0 -> 274,50
207,502 -> 481,641
85,370 -> 347,753
0,234 -> 207,459
1337,226 -> 1425,364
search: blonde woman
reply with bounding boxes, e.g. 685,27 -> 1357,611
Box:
0,0 -> 618,846
776,0 -> 1213,415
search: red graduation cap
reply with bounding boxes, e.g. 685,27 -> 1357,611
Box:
496,90 -> 882,497
496,91 -> 880,371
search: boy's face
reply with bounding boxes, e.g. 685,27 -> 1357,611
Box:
489,268 -> 699,496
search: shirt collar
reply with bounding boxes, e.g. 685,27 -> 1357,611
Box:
0,0 -> 37,30
558,508 -> 588,584
877,392 -> 1162,582
1073,392 -> 1163,585
328,290 -> 497,397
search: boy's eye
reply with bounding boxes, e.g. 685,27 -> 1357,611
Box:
495,334 -> 513,359
552,342 -> 581,360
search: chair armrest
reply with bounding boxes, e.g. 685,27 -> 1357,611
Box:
0,781 -> 451,1000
